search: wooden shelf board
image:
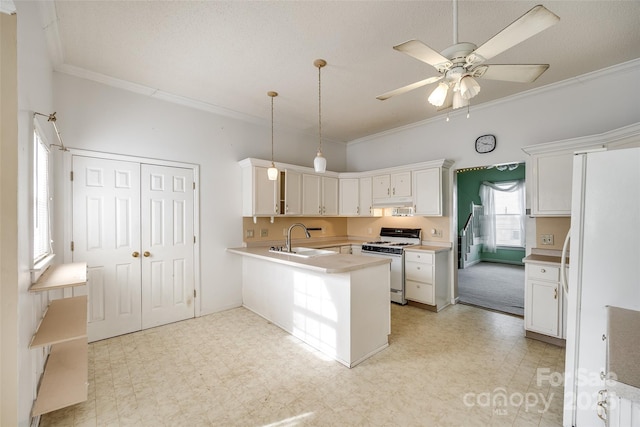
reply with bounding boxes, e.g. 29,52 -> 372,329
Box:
32,338 -> 88,417
30,262 -> 87,292
30,296 -> 87,348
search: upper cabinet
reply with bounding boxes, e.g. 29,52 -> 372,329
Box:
241,163 -> 279,216
239,157 -> 454,218
522,124 -> 640,217
372,171 -> 412,205
414,168 -> 443,216
302,174 -> 338,216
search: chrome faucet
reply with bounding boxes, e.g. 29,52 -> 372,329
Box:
286,223 -> 311,253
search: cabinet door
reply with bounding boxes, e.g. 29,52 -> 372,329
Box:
391,171 -> 412,197
302,174 -> 321,215
322,177 -> 339,215
372,174 -> 390,199
359,177 -> 373,216
254,166 -> 279,215
526,279 -> 560,336
283,169 -> 302,215
339,178 -> 359,215
414,168 -> 441,216
533,153 -> 573,216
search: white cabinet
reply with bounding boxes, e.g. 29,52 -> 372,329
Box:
359,177 -> 373,216
524,261 -> 567,338
404,249 -> 449,311
302,174 -> 338,216
530,152 -> 573,216
372,171 -> 411,201
413,167 -> 444,216
339,178 -> 359,216
280,169 -> 302,215
242,164 -> 279,216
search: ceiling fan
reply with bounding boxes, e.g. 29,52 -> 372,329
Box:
376,2 -> 560,110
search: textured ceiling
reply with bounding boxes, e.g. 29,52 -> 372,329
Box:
47,1 -> 640,142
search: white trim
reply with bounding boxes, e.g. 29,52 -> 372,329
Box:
62,148 -> 202,317
0,0 -> 15,15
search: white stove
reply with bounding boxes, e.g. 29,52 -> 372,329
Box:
361,228 -> 421,304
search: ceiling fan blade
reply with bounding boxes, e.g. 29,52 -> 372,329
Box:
376,76 -> 443,101
471,5 -> 560,63
474,64 -> 550,83
394,40 -> 451,70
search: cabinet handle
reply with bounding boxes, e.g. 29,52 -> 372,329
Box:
393,187 -> 396,195
356,206 -> 359,214
416,266 -> 421,270
417,284 -> 421,289
144,251 -> 151,257
540,268 -> 546,273
387,188 -> 390,196
554,288 -> 558,299
318,206 -> 322,214
132,251 -> 140,258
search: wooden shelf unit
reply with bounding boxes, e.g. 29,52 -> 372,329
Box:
30,263 -> 89,418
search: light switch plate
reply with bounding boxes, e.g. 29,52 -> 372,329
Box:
246,229 -> 254,238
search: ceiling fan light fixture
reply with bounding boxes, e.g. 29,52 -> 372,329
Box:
459,76 -> 481,100
452,90 -> 468,109
428,82 -> 449,107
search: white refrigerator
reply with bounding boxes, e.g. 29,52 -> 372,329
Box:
563,147 -> 640,426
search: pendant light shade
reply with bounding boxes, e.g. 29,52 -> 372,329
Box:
267,91 -> 278,181
313,59 -> 327,173
428,82 -> 449,107
459,76 -> 481,100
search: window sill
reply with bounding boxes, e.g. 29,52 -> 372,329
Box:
31,253 -> 56,283
496,246 -> 525,251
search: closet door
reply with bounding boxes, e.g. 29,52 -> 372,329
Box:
72,156 -> 142,342
140,164 -> 195,329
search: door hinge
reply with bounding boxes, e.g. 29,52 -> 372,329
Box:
70,171 -> 74,181
194,235 -> 196,244
193,289 -> 197,298
70,241 -> 74,251
193,182 -> 196,190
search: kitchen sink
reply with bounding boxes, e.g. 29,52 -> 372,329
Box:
268,247 -> 337,258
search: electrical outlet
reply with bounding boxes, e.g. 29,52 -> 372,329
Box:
431,229 -> 442,238
246,229 -> 254,238
541,234 -> 554,245
260,229 -> 268,237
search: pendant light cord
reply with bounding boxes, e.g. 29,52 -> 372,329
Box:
318,63 -> 322,153
271,95 -> 275,162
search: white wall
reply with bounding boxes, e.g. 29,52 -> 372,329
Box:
13,1 -> 56,425
53,72 -> 347,315
346,60 -> 640,172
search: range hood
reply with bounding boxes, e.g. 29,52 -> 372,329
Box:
372,196 -> 414,208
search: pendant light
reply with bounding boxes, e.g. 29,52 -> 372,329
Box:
267,91 -> 278,181
313,59 -> 327,173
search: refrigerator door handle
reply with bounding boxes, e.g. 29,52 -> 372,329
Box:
561,228 -> 570,294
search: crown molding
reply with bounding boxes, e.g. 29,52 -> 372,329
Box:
0,0 -> 16,15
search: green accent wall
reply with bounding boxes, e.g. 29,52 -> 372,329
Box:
457,164 -> 526,265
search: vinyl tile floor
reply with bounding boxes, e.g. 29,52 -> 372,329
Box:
40,303 -> 565,427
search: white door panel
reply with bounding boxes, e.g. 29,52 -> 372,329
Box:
72,156 -> 142,342
141,164 -> 195,329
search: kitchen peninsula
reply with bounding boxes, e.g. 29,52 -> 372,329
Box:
227,247 -> 391,367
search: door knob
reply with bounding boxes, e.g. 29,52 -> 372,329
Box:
143,251 -> 151,257
132,251 -> 140,258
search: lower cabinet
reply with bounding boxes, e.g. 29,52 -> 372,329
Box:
404,248 -> 449,311
524,261 -> 568,340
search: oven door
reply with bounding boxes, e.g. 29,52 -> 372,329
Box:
361,251 -> 406,305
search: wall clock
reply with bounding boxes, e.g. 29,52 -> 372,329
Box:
475,134 -> 496,154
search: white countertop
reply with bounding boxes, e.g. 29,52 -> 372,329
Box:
405,245 -> 450,253
227,247 -> 391,274
522,254 -> 569,266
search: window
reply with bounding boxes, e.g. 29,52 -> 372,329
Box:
479,180 -> 525,252
33,124 -> 52,264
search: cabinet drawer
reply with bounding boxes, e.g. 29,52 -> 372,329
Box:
405,280 -> 434,305
527,265 -> 559,282
405,251 -> 433,264
405,261 -> 433,283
